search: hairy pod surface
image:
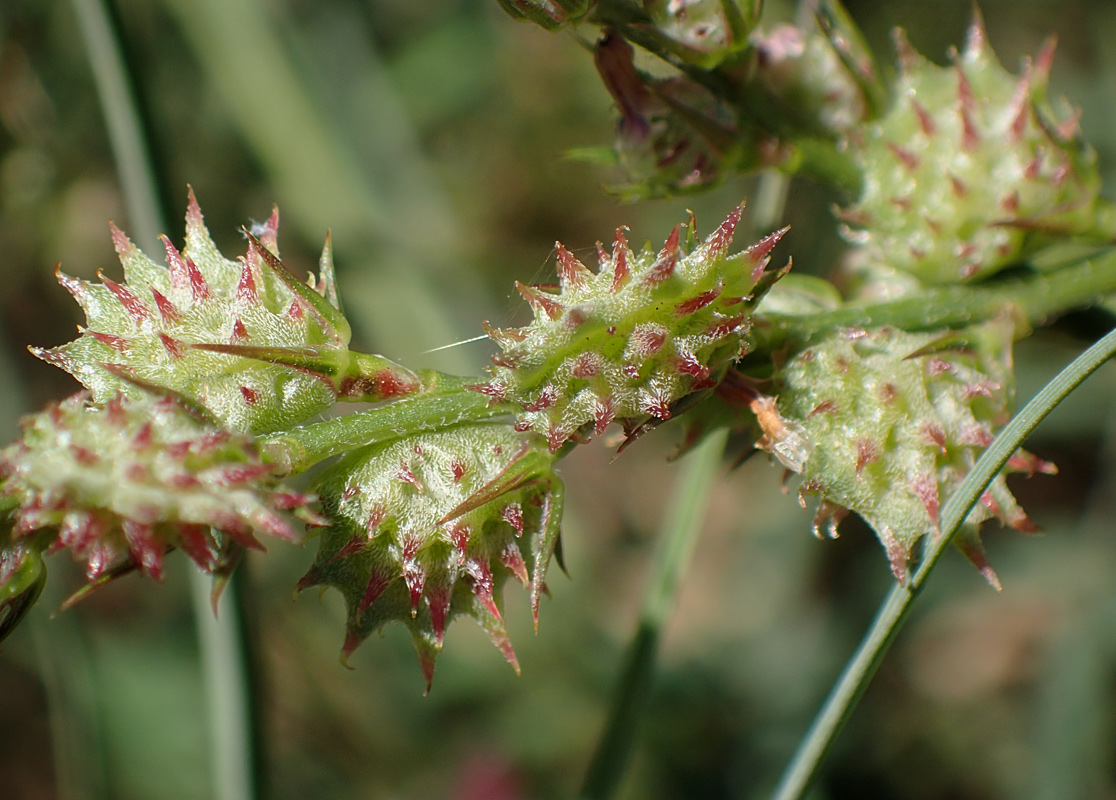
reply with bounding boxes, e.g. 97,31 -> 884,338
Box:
0,391 -> 318,607
773,321 -> 1054,586
477,204 -> 788,453
33,190 -> 418,435
840,13 -> 1101,284
300,424 -> 563,691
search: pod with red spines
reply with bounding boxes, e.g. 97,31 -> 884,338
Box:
32,190 -> 419,435
476,204 -> 789,453
0,390 -> 319,618
771,320 -> 1054,586
839,12 -> 1103,284
299,424 -> 563,692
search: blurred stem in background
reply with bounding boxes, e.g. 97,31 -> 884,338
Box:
152,0 -> 492,373
579,163 -> 793,799
72,0 -> 260,798
579,429 -> 729,800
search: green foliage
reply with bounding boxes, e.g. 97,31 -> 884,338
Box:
6,1 -> 1116,798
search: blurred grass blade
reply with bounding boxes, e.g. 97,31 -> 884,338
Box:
580,430 -> 729,800
71,1 -> 260,798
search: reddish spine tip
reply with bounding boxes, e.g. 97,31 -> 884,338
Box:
593,395 -> 616,436
643,225 -> 680,286
428,583 -> 451,647
675,287 -> 722,316
610,230 -> 631,293
629,323 -> 667,356
88,330 -> 130,352
911,474 -> 940,526
230,318 -> 249,344
501,543 -> 529,586
365,502 -> 386,534
674,352 -> 709,379
150,289 -> 181,324
910,99 -> 936,136
555,242 -> 591,289
358,571 -> 391,616
886,141 -> 921,172
704,204 -> 742,257
501,503 -> 525,537
236,255 -> 258,304
744,226 -> 789,267
162,235 -> 189,292
185,258 -> 211,302
100,274 -> 152,324
158,333 -> 185,359
524,384 -> 558,412
516,282 -> 565,320
855,439 -> 879,475
395,462 -> 424,493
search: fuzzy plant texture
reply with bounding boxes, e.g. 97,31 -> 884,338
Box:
2,3 -> 1111,697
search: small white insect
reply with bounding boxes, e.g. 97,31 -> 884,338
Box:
750,395 -> 813,473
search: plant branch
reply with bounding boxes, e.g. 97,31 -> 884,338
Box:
757,247 -> 1116,349
261,372 -> 515,476
771,323 -> 1116,800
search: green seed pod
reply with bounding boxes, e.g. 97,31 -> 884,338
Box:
300,424 -> 563,691
839,12 -> 1102,284
33,190 -> 419,435
772,321 -> 1054,585
476,204 -> 788,453
0,391 -> 318,609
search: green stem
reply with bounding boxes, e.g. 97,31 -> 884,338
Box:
758,247 -> 1116,348
771,324 -> 1116,800
72,2 -> 260,798
190,570 -> 260,800
70,0 -> 168,252
262,373 -> 514,476
579,430 -> 730,800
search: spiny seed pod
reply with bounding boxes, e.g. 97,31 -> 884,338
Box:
475,204 -> 789,453
299,425 -> 563,692
771,321 -> 1054,586
838,12 -> 1102,284
33,189 -> 419,435
0,391 -> 319,609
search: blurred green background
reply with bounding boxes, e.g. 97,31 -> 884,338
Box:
2,1 -> 1116,798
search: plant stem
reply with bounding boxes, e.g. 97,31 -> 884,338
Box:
579,429 -> 730,800
758,247 -> 1116,348
72,2 -> 260,798
190,570 -> 260,800
771,324 -> 1116,800
261,373 -> 514,476
70,0 -> 166,252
